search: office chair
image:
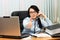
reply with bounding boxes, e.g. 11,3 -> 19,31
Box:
11,11 -> 29,33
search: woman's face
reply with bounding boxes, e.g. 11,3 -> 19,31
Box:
29,8 -> 38,19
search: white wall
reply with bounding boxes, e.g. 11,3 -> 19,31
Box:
20,0 -> 45,11
0,0 -> 20,17
57,0 -> 60,23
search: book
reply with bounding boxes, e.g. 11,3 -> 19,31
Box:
45,24 -> 60,36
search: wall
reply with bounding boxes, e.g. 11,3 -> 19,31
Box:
57,0 -> 60,23
20,0 -> 45,11
0,0 -> 20,17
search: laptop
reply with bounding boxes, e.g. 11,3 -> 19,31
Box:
0,16 -> 21,38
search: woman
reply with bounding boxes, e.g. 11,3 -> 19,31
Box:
22,5 -> 53,34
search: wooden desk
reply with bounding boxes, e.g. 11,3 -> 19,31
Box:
0,37 -> 60,40
32,37 -> 60,40
0,38 -> 20,40
21,36 -> 60,40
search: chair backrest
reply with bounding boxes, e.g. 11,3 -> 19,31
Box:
11,11 -> 29,33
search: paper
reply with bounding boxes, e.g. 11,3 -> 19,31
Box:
31,33 -> 51,37
21,36 -> 32,40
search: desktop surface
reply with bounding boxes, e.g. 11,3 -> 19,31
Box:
0,37 -> 60,40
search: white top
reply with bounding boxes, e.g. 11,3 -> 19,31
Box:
22,17 -> 53,34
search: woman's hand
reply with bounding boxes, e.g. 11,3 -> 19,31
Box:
37,11 -> 47,19
27,17 -> 32,29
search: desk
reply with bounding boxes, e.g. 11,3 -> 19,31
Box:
32,37 -> 60,40
21,36 -> 60,40
0,38 -> 20,40
0,37 -> 60,40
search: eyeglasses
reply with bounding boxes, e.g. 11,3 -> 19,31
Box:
29,11 -> 37,13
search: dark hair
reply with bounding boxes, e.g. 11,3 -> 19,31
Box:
28,5 -> 39,14
28,5 -> 43,29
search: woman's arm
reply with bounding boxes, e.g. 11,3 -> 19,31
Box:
38,11 -> 53,27
44,18 -> 53,26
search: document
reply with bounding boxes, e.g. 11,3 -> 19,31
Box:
31,33 -> 51,37
21,36 -> 32,40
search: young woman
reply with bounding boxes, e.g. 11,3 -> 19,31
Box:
22,5 -> 53,34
